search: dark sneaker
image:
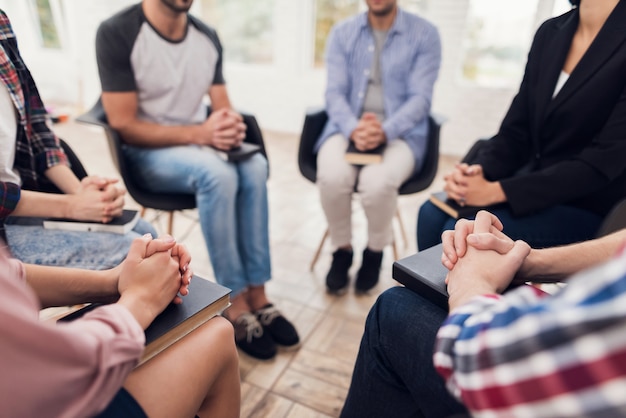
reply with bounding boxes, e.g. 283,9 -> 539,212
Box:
355,248 -> 383,293
326,248 -> 353,294
231,312 -> 276,360
255,304 -> 300,347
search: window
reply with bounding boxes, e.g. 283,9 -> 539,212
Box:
199,0 -> 275,64
461,0 -> 540,87
313,0 -> 359,67
313,0 -> 426,67
31,0 -> 63,49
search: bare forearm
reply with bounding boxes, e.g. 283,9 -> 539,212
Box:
518,229 -> 626,282
13,190 -> 71,218
44,164 -> 81,194
25,264 -> 119,308
117,120 -> 200,147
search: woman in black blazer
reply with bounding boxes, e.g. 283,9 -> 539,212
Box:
418,0 -> 626,250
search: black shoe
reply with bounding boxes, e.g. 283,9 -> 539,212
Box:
255,304 -> 300,347
231,312 -> 277,360
355,248 -> 383,293
326,249 -> 353,294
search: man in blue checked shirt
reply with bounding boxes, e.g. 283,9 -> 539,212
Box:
315,0 -> 441,295
341,210 -> 626,417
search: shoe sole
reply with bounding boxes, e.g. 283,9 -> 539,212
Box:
326,286 -> 349,296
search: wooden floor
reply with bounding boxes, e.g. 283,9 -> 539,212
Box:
54,119 -> 456,418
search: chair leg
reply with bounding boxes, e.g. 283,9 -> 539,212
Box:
140,207 -> 147,218
395,208 -> 408,249
167,211 -> 175,235
310,228 -> 329,272
391,233 -> 399,261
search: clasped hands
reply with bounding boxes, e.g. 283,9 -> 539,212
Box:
69,176 -> 126,223
350,112 -> 386,151
441,211 -> 531,310
443,163 -> 505,207
199,108 -> 247,151
116,234 -> 193,329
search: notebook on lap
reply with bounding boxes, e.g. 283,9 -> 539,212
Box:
392,244 -> 449,310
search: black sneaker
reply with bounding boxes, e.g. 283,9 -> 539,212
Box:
255,304 -> 300,347
231,312 -> 276,360
326,248 -> 353,294
355,248 -> 383,293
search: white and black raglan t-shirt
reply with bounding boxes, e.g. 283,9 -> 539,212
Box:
96,3 -> 225,126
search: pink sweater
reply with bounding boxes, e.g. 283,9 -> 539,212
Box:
0,250 -> 145,417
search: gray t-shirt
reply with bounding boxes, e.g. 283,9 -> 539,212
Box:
361,29 -> 388,121
96,3 -> 225,125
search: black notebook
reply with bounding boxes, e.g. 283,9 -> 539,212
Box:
43,209 -> 140,235
393,244 -> 449,310
344,142 -> 385,165
59,275 -> 231,366
213,142 -> 261,162
393,244 -> 526,310
429,191 -> 488,219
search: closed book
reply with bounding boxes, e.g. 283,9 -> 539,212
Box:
213,142 -> 261,162
393,244 -> 449,310
59,275 -> 231,366
43,209 -> 140,235
393,244 -> 526,310
344,142 -> 385,165
429,191 -> 487,219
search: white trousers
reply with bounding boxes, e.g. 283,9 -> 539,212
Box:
316,134 -> 415,251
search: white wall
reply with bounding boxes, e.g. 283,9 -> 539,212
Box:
0,0 -> 560,157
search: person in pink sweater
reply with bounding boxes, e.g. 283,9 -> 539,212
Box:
0,234 -> 240,418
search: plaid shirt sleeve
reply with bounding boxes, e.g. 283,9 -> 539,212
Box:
434,252 -> 626,418
0,10 -> 68,193
0,181 -> 20,220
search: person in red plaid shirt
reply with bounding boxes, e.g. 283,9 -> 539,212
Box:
436,211 -> 626,417
0,9 -> 155,267
341,210 -> 626,417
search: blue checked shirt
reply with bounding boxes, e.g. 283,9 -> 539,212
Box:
316,8 -> 441,171
434,247 -> 626,417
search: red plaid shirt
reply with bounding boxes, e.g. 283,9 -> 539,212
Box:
434,252 -> 626,417
0,9 -> 68,223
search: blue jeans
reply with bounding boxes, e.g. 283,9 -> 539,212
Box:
417,201 -> 603,251
5,217 -> 156,270
341,287 -> 468,418
124,144 -> 271,296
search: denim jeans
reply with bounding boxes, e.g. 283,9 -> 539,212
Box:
124,144 -> 271,296
341,287 -> 468,418
417,201 -> 603,251
5,217 -> 156,270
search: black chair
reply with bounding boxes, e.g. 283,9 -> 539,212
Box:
461,137 -> 626,238
77,97 -> 268,235
33,139 -> 88,194
298,108 -> 444,271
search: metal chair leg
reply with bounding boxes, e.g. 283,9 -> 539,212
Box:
310,228 -> 329,272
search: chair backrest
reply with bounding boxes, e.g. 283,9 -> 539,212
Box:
35,139 -> 88,195
297,108 -> 443,196
76,98 -> 196,211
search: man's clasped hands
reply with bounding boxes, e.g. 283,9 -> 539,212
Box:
440,210 -> 532,310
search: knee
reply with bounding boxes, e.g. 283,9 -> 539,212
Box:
368,288 -> 411,333
197,164 -> 238,195
358,173 -> 396,203
241,154 -> 268,178
206,316 -> 238,358
316,169 -> 354,193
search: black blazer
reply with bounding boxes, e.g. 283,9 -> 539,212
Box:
469,2 -> 626,217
